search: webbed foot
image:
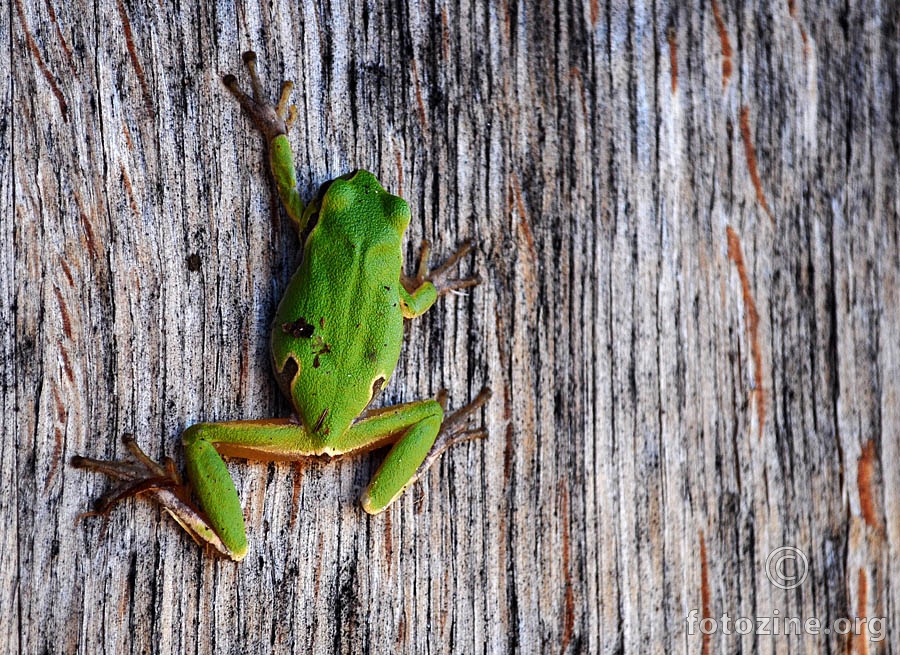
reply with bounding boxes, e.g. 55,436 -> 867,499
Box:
71,436 -> 238,559
403,239 -> 482,295
223,51 -> 297,140
417,387 -> 492,474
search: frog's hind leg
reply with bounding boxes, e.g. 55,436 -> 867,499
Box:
177,418 -> 323,560
414,386 -> 493,481
330,400 -> 444,513
74,419 -> 323,561
333,388 -> 492,513
71,436 -> 236,559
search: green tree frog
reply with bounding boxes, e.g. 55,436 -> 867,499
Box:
72,52 -> 491,562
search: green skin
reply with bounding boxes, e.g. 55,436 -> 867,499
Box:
72,52 -> 489,561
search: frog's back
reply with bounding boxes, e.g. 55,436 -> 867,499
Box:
270,171 -> 412,442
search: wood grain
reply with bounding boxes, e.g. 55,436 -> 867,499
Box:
4,0 -> 900,653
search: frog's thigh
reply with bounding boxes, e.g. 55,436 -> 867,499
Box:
327,399 -> 444,513
181,419 -> 320,558
185,418 -> 322,460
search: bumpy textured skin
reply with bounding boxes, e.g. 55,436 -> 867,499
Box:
271,170 -> 412,442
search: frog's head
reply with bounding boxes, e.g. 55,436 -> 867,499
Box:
323,170 -> 411,237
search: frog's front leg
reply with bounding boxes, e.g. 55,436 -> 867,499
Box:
400,239 -> 483,318
223,51 -> 308,231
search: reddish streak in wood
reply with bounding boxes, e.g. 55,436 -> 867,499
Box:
559,483 -> 575,654
854,569 -> 869,655
510,175 -> 537,264
590,0 -> 600,27
410,59 -> 428,132
81,218 -> 99,258
699,530 -> 711,655
73,191 -> 100,260
569,67 -> 588,118
44,0 -> 78,76
786,0 -> 810,57
123,121 -> 135,151
711,0 -> 733,88
667,28 -> 678,94
441,8 -> 450,61
53,386 -> 67,422
857,440 -> 879,528
290,461 -> 304,529
501,0 -> 511,41
47,427 -> 65,489
15,0 -> 68,121
60,259 -> 75,287
740,107 -> 774,222
727,226 -> 765,439
59,345 -> 75,384
47,389 -> 67,488
116,0 -> 154,115
53,287 -> 73,340
121,165 -> 139,217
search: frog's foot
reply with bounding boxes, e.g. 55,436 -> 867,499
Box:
223,51 -> 297,141
404,239 -> 482,296
418,386 -> 492,474
71,436 -> 234,558
71,435 -> 182,516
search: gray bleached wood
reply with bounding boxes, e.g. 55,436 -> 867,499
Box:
4,0 -> 899,653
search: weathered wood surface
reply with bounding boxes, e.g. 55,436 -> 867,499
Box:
4,0 -> 900,653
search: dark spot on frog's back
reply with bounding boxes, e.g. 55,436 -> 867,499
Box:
282,316 -> 314,339
311,335 -> 332,369
186,253 -> 202,272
